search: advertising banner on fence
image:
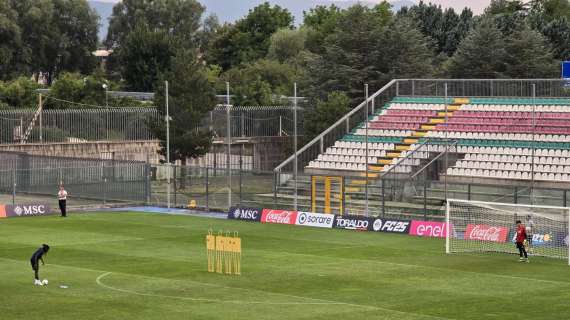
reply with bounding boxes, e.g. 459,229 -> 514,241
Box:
228,207 -> 262,222
0,204 -> 52,218
261,209 -> 298,225
333,215 -> 372,231
464,224 -> 509,243
410,220 -> 451,238
371,218 -> 411,234
511,231 -> 558,247
295,212 -> 334,228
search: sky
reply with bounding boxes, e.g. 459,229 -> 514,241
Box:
92,0 -> 492,14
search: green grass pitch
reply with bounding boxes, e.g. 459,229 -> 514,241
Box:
1,212 -> 569,320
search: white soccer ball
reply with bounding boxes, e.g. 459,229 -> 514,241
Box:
42,279 -> 48,285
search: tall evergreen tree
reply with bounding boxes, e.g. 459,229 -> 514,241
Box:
504,26 -> 559,78
444,18 -> 508,78
151,51 -> 217,164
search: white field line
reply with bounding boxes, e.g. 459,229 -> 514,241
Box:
95,272 -> 451,320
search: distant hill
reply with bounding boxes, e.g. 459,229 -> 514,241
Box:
88,0 -> 416,41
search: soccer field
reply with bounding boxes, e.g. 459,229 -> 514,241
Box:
1,212 -> 569,320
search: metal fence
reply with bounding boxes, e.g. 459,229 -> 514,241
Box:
0,108 -> 159,144
0,151 -> 149,209
205,105 -> 302,138
397,79 -> 570,98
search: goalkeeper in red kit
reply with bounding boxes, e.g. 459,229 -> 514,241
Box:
515,220 -> 529,263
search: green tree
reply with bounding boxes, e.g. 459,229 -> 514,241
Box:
444,18 -> 508,78
151,52 -> 217,164
223,59 -> 297,105
504,26 -> 559,78
304,91 -> 350,140
303,4 -> 391,106
303,5 -> 342,54
118,24 -> 176,92
374,18 -> 434,80
542,17 -> 570,60
0,76 -> 41,108
530,0 -> 570,23
10,0 -> 99,84
209,2 -> 294,70
105,0 -> 204,50
398,1 -> 474,55
0,0 -> 22,79
484,0 -> 528,35
47,72 -> 115,107
267,28 -> 307,63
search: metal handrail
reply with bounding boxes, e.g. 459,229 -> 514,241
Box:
274,79 -> 397,172
410,140 -> 459,179
380,138 -> 434,178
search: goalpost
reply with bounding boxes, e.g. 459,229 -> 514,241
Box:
446,199 -> 570,265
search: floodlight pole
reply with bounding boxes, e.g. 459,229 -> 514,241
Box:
226,82 -> 232,208
531,84 -> 536,205
365,83 -> 369,216
294,82 -> 298,211
166,80 -> 171,209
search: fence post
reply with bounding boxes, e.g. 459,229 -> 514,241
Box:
346,118 -> 350,134
39,93 -> 43,143
279,116 -> 282,136
174,165 -> 178,207
273,171 -> 277,206
241,112 -> 245,138
104,178 -> 107,205
381,178 -> 387,218
12,169 -> 16,205
239,145 -> 243,206
145,161 -> 151,205
423,178 -> 427,220
205,167 -> 209,212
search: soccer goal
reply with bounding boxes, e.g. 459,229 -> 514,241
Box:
446,199 -> 570,265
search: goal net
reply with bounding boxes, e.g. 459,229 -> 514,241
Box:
446,199 -> 570,265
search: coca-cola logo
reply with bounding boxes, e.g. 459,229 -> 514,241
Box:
465,224 -> 508,243
261,209 -> 298,225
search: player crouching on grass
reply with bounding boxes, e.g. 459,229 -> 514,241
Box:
515,220 -> 529,263
31,244 -> 50,285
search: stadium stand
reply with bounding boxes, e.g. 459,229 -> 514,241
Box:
306,96 -> 570,185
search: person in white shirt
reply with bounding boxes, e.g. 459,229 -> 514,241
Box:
58,185 -> 68,217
